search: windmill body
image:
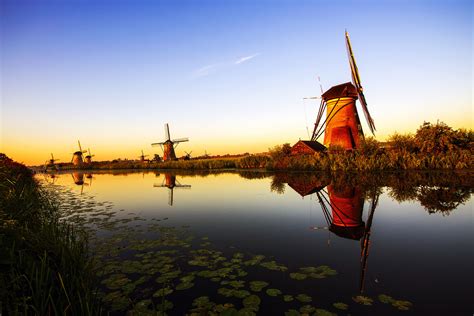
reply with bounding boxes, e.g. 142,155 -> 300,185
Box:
322,82 -> 364,149
72,140 -> 87,166
84,148 -> 95,164
139,150 -> 149,162
151,123 -> 189,161
307,31 -> 376,150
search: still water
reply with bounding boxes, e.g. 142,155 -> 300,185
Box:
39,171 -> 473,315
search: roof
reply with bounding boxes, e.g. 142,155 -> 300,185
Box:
322,82 -> 358,101
298,140 -> 327,152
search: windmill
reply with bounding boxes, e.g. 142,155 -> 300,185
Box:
151,123 -> 189,161
71,140 -> 87,166
183,151 -> 192,160
139,150 -> 149,162
44,153 -> 59,171
84,148 -> 95,164
308,31 -> 376,150
154,173 -> 191,206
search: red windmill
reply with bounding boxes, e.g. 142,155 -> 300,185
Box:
310,31 -> 376,150
151,123 -> 189,161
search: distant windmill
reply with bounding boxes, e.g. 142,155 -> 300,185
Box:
139,150 -> 149,162
84,148 -> 95,164
44,153 -> 59,171
154,173 -> 191,206
71,140 -> 87,166
151,123 -> 189,161
183,151 -> 192,160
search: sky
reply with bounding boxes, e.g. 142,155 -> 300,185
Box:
1,0 -> 472,165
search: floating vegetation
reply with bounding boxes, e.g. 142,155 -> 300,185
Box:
333,302 -> 348,310
242,294 -> 261,311
266,288 -> 282,296
299,304 -> 315,313
249,281 -> 269,292
260,260 -> 288,271
376,294 -> 412,310
352,295 -> 374,305
295,293 -> 312,303
314,308 -> 337,316
26,170 -> 422,315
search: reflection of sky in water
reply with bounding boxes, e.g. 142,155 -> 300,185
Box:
40,171 -> 473,315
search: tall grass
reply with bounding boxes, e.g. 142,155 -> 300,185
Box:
0,154 -> 102,315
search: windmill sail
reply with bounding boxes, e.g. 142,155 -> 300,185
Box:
345,31 -> 376,135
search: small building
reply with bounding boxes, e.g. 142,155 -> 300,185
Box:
290,140 -> 326,155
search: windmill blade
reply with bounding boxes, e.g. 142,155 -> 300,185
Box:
151,142 -> 166,146
172,137 -> 189,143
165,123 -> 171,141
78,140 -> 83,152
345,31 -> 376,134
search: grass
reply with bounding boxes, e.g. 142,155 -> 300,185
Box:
0,154 -> 102,315
37,121 -> 473,172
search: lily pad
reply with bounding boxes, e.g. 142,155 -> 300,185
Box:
284,310 -> 300,316
289,272 -> 307,280
314,308 -> 336,316
176,282 -> 194,290
283,295 -> 294,302
352,295 -> 373,305
299,305 -> 315,313
392,300 -> 413,311
378,294 -> 395,304
153,287 -> 174,297
260,261 -> 288,272
249,281 -> 269,292
156,299 -> 174,311
243,294 -> 261,310
228,280 -> 245,289
333,302 -> 348,310
266,288 -> 282,296
295,294 -> 312,303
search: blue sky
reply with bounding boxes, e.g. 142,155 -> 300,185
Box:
1,0 -> 472,164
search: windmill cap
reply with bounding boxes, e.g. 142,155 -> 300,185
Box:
322,82 -> 358,101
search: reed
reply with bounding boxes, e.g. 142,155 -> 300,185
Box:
0,154 -> 102,315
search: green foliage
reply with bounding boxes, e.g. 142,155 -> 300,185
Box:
0,154 -> 101,314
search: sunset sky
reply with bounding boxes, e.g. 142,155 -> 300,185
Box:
1,0 -> 472,165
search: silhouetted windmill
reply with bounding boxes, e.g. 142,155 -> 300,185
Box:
154,173 -> 191,206
151,123 -> 189,161
44,153 -> 59,171
139,150 -> 149,162
183,151 -> 192,160
71,141 -> 87,166
84,148 -> 95,164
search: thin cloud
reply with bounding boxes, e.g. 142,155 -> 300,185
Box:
234,53 -> 260,65
192,53 -> 260,79
192,63 -> 222,78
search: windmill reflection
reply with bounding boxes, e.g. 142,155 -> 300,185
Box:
71,172 -> 94,194
154,173 -> 191,206
281,174 -> 379,294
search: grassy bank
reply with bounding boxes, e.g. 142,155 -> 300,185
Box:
46,122 -> 473,172
0,154 -> 101,314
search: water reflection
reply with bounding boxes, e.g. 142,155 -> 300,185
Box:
280,173 -> 381,294
37,170 -> 472,315
153,173 -> 192,206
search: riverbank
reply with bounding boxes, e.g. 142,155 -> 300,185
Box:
0,154 -> 101,314
37,122 -> 474,172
